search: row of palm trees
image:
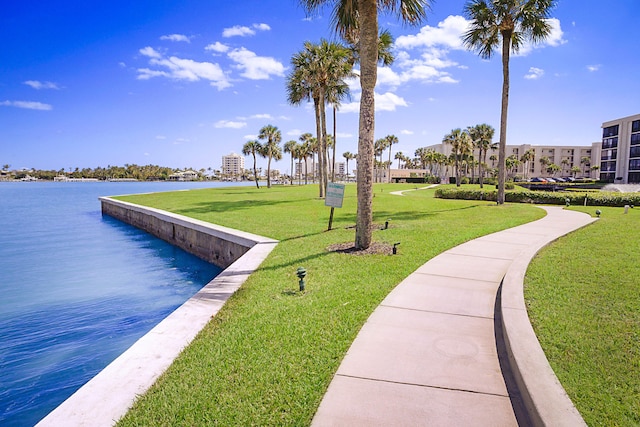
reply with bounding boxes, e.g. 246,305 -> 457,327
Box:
296,0 -> 557,250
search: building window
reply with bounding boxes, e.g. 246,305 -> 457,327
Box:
629,159 -> 640,171
629,172 -> 640,183
630,146 -> 640,158
601,161 -> 617,172
631,133 -> 640,146
601,149 -> 617,161
603,125 -> 619,138
602,137 -> 618,149
600,172 -> 615,183
632,120 -> 640,133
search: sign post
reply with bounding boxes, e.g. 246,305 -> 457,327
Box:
325,182 -> 345,231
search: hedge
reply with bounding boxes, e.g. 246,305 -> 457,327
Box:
434,188 -> 640,207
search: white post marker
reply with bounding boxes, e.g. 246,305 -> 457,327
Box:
325,182 -> 345,230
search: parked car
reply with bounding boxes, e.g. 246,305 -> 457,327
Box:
530,177 -> 547,182
546,178 -> 556,183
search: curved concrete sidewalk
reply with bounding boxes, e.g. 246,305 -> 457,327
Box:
312,206 -> 595,426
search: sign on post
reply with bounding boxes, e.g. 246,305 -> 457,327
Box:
325,183 -> 345,208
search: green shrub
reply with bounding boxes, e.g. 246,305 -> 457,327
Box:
434,188 -> 640,207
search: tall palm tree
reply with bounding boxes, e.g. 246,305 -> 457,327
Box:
385,134 -> 399,182
463,0 -> 556,203
300,0 -> 431,250
258,124 -> 282,188
286,40 -> 352,197
374,138 -> 388,182
394,151 -> 405,169
443,128 -> 472,187
467,123 -> 495,188
242,140 -> 262,189
284,140 -> 299,185
580,156 -> 591,176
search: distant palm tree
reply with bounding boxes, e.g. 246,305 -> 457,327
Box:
284,140 -> 299,185
443,128 -> 472,187
299,0 -> 431,250
581,156 -> 591,176
343,151 -> 355,180
520,148 -> 535,180
394,151 -> 405,169
467,123 -> 495,188
385,134 -> 399,183
463,0 -> 557,203
258,125 -> 282,188
242,140 -> 262,188
539,156 -> 551,175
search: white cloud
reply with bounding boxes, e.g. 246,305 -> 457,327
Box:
336,132 -> 353,138
253,23 -> 271,31
24,80 -> 60,90
339,91 -> 408,113
160,34 -> 191,43
205,42 -> 229,53
250,113 -> 273,119
222,23 -> 270,37
516,18 -> 567,56
400,130 -> 414,135
137,49 -> 231,90
155,135 -> 167,140
139,46 -> 162,59
1,100 -> 52,110
287,129 -> 302,136
227,48 -> 285,80
587,64 -> 601,72
395,15 -> 469,51
244,134 -> 258,140
524,67 -> 544,80
215,120 -> 247,129
223,25 -> 255,37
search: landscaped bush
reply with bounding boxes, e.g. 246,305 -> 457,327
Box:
435,187 -> 640,207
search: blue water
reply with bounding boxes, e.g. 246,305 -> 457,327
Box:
0,181 -> 239,426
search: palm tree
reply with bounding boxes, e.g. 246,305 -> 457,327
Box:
394,151 -> 405,169
581,156 -> 591,176
258,125 -> 282,188
463,0 -> 557,204
467,123 -> 495,188
374,138 -> 388,182
343,151 -> 355,180
300,0 -> 431,250
570,166 -> 581,178
242,140 -> 262,188
520,148 -> 535,180
443,128 -> 472,187
286,40 -> 352,197
385,134 -> 399,183
539,156 -> 551,175
284,140 -> 299,185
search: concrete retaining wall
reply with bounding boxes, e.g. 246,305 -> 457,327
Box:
101,196 -> 260,269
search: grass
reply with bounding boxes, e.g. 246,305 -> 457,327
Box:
525,206 -> 640,426
112,183 -> 543,426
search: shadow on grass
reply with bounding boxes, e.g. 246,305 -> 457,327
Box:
172,197 -> 307,216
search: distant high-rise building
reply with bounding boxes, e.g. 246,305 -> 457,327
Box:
222,153 -> 244,177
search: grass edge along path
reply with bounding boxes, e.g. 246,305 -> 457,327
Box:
114,184 -> 543,426
525,206 -> 640,426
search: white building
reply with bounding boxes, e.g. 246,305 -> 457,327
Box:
600,113 -> 640,183
222,153 -> 245,178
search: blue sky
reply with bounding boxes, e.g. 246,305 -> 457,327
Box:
2,0 -> 638,174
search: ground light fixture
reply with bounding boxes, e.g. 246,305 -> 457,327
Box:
384,219 -> 391,230
393,242 -> 400,255
296,267 -> 307,292
596,209 -> 601,217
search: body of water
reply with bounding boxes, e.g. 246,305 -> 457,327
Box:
0,181 -> 237,426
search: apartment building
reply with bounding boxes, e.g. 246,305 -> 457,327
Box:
600,113 -> 640,183
221,153 -> 245,178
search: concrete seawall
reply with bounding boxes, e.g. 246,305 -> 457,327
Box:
37,197 -> 278,427
100,196 -> 260,269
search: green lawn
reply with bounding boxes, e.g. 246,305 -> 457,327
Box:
525,206 -> 640,426
114,183 -> 542,426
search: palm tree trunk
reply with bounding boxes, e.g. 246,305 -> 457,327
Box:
331,106 -> 337,182
497,32 -> 511,205
355,0 -> 377,250
267,154 -> 272,188
253,154 -> 260,189
314,97 -> 324,196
